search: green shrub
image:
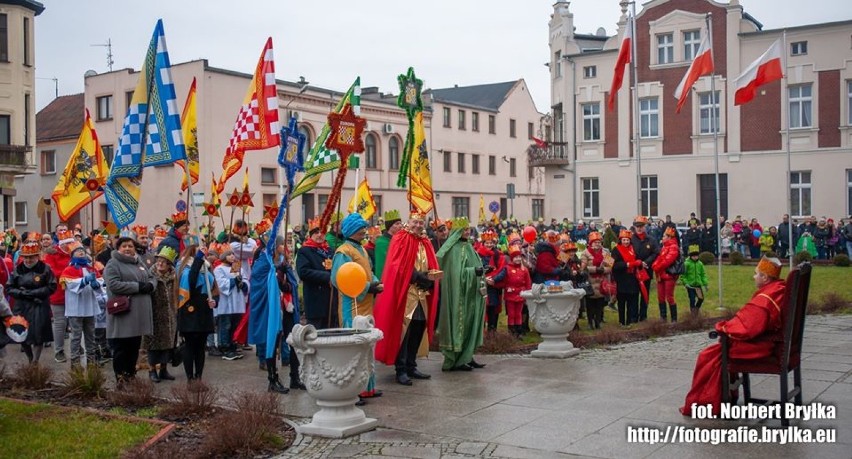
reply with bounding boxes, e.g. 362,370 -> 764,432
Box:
729,251 -> 745,265
698,252 -> 715,265
833,254 -> 850,267
794,251 -> 813,265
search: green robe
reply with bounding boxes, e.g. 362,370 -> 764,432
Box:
436,229 -> 485,370
374,233 -> 392,279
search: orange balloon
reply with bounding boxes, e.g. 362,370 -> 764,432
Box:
336,261 -> 367,298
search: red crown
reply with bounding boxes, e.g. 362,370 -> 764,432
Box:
171,211 -> 188,224
480,229 -> 497,242
21,240 -> 41,256
132,225 -> 148,236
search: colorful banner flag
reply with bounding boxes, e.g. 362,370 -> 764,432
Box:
177,77 -> 199,191
104,19 -> 185,228
218,38 -> 280,193
290,77 -> 360,199
51,109 -> 109,221
608,13 -> 632,111
407,111 -> 434,214
674,32 -> 714,113
734,38 -> 783,106
479,195 -> 486,223
347,178 -> 377,220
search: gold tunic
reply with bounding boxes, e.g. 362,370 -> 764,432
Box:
404,242 -> 431,358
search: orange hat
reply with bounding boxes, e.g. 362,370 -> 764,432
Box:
429,218 -> 448,230
367,225 -> 382,238
171,211 -> 188,225
634,216 -> 649,226
559,233 -> 571,243
588,231 -> 602,243
508,245 -> 522,257
253,219 -> 271,236
153,228 -> 168,238
545,230 -> 560,243
664,227 -> 677,238
232,220 -> 249,236
619,229 -> 633,240
56,229 -> 75,245
26,232 -> 41,242
756,257 -> 782,279
20,240 -> 41,257
480,229 -> 497,242
561,242 -> 577,252
131,225 -> 148,237
409,210 -> 427,221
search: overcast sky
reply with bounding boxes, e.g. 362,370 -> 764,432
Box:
34,0 -> 849,113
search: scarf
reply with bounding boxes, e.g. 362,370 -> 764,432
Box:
177,258 -> 214,309
588,247 -> 604,268
616,243 -> 648,302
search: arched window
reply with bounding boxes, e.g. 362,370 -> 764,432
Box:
365,133 -> 378,169
298,124 -> 313,153
389,137 -> 400,170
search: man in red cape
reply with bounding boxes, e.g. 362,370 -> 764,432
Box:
680,257 -> 786,416
374,211 -> 440,386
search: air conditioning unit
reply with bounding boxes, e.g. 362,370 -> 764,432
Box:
288,110 -> 302,122
382,123 -> 394,134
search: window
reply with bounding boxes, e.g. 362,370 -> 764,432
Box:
683,30 -> 701,61
790,171 -> 811,217
532,199 -> 544,220
472,154 -> 480,174
24,93 -> 30,145
458,110 -> 466,130
96,95 -> 113,121
847,170 -> 852,216
528,122 -> 534,140
126,91 -> 134,111
365,133 -> 377,168
23,17 -> 30,66
262,193 -> 277,206
372,195 -> 383,225
0,115 -> 9,144
509,119 -> 516,138
452,197 -> 470,219
260,167 -> 277,185
554,50 -> 562,78
443,150 -> 451,173
488,115 -> 496,134
442,107 -> 451,128
848,81 -> 852,126
318,194 -> 329,214
509,158 -> 516,177
472,112 -> 479,132
488,155 -> 496,175
389,137 -> 400,170
582,178 -> 599,218
789,84 -> 812,128
699,91 -> 721,134
0,14 -> 7,62
14,201 -> 26,225
583,65 -> 596,78
657,33 -> 674,64
41,150 -> 56,175
641,175 -> 659,217
582,103 -> 601,141
457,152 -> 465,173
639,98 -> 659,138
791,41 -> 808,56
298,125 -> 313,152
102,144 -> 114,167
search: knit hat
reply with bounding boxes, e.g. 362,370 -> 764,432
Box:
341,213 -> 369,238
756,256 -> 782,279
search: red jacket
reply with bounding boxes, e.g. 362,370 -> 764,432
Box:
43,246 -> 72,305
652,238 -> 680,280
503,262 -> 531,303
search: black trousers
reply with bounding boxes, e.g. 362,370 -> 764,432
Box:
637,279 -> 652,322
266,332 -> 299,382
585,297 -> 606,329
181,332 -> 208,380
395,304 -> 426,374
112,336 -> 142,378
617,292 -> 639,325
281,313 -> 300,381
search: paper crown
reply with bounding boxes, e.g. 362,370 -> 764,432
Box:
619,229 -> 633,240
634,215 -> 649,225
26,232 -> 41,242
664,226 -> 677,238
56,229 -> 75,245
688,244 -> 701,255
561,242 -> 577,251
383,209 -> 401,222
559,233 -> 571,242
429,218 -> 448,230
450,217 -> 469,231
409,210 -> 426,220
4,315 -> 28,343
131,225 -> 148,237
588,231 -> 602,243
508,245 -> 522,257
20,240 -> 41,256
545,230 -> 560,243
307,217 -> 323,232
171,211 -> 188,224
253,219 -> 271,236
508,232 -> 521,243
757,256 -> 783,279
480,229 -> 497,242
153,228 -> 168,238
156,246 -> 178,264
367,225 -> 382,237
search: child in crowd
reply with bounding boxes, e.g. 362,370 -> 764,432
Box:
682,245 -> 708,315
502,245 -> 532,338
759,228 -> 775,256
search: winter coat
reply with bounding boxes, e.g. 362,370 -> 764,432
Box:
813,225 -> 830,248
43,245 -> 71,306
7,260 -> 57,345
682,228 -> 701,252
652,238 -> 680,281
759,234 -> 775,253
611,244 -> 640,295
296,244 -> 337,321
104,250 -> 157,339
682,257 -> 708,288
631,233 -> 659,280
502,262 -> 531,303
176,255 -> 215,334
700,225 -> 716,254
579,247 -> 612,299
477,244 -> 506,306
533,242 -> 561,284
143,267 -> 177,351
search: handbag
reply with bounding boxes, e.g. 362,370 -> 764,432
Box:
600,277 -> 617,297
106,295 -> 131,315
170,326 -> 185,367
666,254 -> 685,276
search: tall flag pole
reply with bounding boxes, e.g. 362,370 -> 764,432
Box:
629,2 -> 643,216
104,20 -> 186,228
51,109 -> 109,221
217,38 -> 280,193
782,31 -> 793,268
704,14 -> 724,310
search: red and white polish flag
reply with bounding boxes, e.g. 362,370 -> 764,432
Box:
734,38 -> 783,106
674,34 -> 714,113
608,15 -> 633,111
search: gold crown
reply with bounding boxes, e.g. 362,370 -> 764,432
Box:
56,229 -> 75,243
156,246 -> 178,264
409,210 -> 426,221
383,209 -> 401,222
367,225 -> 382,237
757,256 -> 782,279
26,232 -> 41,242
430,218 -> 449,230
449,217 -> 469,230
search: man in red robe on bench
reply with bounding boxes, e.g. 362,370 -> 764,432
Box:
680,256 -> 785,416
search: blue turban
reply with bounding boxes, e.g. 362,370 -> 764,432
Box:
341,213 -> 369,238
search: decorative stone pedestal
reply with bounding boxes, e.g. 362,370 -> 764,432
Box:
287,315 -> 383,438
521,283 -> 585,358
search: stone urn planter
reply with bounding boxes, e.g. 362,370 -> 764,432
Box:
520,282 -> 586,358
287,315 -> 383,438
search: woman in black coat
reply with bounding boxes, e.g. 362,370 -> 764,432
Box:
175,245 -> 215,382
8,240 -> 57,364
611,231 -> 640,327
296,227 -> 338,329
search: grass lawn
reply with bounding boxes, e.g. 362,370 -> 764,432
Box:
0,398 -> 161,459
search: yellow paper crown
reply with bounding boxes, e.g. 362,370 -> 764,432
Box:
383,209 -> 401,222
450,217 -> 469,231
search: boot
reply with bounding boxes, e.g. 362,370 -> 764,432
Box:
267,361 -> 289,394
159,366 -> 176,381
669,304 -> 678,323
658,303 -> 667,321
149,370 -> 161,383
289,377 -> 306,390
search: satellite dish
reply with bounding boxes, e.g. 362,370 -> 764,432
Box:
84,70 -> 97,78
596,27 -> 607,37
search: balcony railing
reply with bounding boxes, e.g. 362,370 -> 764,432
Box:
0,144 -> 33,168
527,142 -> 570,167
